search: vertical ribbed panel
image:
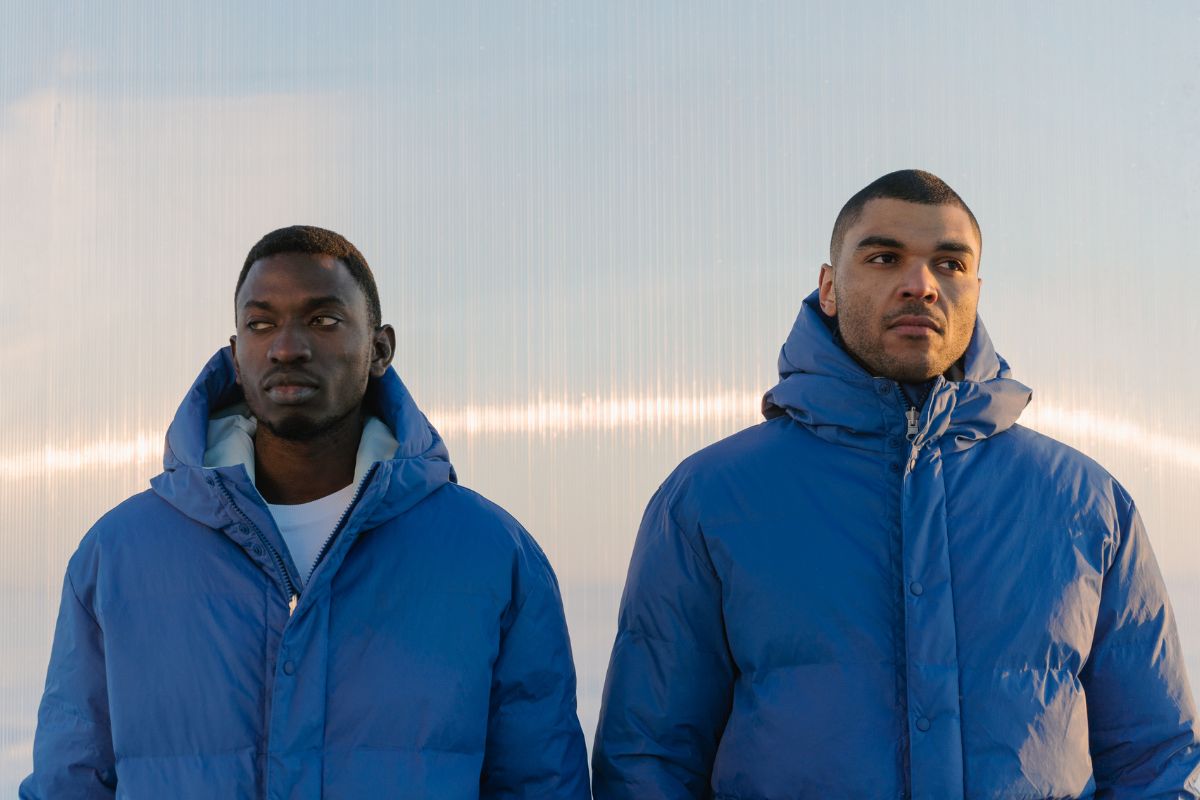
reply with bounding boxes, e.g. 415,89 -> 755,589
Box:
0,2 -> 1197,792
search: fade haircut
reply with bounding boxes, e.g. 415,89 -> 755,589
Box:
829,169 -> 981,264
236,225 -> 382,329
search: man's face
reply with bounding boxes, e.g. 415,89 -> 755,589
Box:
818,198 -> 981,382
230,252 -> 393,440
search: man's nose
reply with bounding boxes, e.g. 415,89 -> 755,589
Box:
897,261 -> 939,303
268,322 -> 313,362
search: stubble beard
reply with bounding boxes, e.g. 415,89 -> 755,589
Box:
244,353 -> 374,443
245,392 -> 364,443
261,408 -> 357,442
834,288 -> 974,383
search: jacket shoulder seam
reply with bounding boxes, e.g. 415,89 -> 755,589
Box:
65,569 -> 102,630
664,499 -> 719,580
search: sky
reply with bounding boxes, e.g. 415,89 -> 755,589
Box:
1,0 -> 1198,789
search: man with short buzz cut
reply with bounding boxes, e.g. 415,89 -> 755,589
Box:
22,225 -> 590,798
593,170 -> 1200,798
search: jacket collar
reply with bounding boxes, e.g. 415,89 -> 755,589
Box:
202,408 -> 400,489
761,291 -> 1032,452
152,347 -> 455,531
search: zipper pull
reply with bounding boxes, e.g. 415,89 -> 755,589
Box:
906,406 -> 919,441
289,593 -> 298,616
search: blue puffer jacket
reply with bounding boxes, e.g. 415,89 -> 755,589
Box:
593,291 -> 1200,799
22,348 -> 590,799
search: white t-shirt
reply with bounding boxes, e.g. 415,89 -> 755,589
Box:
267,482 -> 358,587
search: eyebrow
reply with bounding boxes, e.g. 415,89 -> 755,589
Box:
241,295 -> 350,312
854,235 -> 975,256
854,235 -> 906,251
934,240 -> 975,256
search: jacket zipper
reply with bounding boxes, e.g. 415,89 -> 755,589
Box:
303,463 -> 379,587
893,380 -> 933,800
211,473 -> 299,611
896,383 -> 934,443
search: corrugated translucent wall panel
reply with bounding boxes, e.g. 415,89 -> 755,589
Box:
1,1 -> 1196,790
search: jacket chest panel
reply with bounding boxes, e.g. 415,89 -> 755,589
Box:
322,577 -> 503,752
705,478 -> 899,676
947,515 -> 1102,665
100,584 -> 270,756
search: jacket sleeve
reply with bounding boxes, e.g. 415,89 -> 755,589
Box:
592,482 -> 735,800
1081,494 -> 1200,798
479,532 -> 590,799
19,564 -> 117,799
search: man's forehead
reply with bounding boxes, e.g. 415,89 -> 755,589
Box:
848,198 -> 978,248
238,252 -> 358,305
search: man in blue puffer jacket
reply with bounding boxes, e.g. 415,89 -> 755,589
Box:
22,226 -> 590,798
593,170 -> 1200,798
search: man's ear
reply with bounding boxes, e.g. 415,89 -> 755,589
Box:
818,264 -> 837,316
229,335 -> 241,385
369,325 -> 397,378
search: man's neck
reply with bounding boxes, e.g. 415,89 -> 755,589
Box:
898,379 -> 935,410
254,409 -> 364,505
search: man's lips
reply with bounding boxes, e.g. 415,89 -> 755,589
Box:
263,374 -> 320,404
887,315 -> 942,336
264,373 -> 319,389
265,384 -> 319,404
888,314 -> 940,335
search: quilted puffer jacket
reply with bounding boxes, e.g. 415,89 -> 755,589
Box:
22,348 -> 590,799
593,291 -> 1200,799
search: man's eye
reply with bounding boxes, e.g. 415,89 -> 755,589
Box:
247,320 -> 273,331
312,316 -> 340,326
867,253 -> 898,264
938,259 -> 966,272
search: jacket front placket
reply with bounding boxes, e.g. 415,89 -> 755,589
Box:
208,467 -> 318,797
897,394 -> 965,799
262,467 -> 385,798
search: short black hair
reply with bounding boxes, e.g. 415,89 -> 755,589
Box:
829,169 -> 981,264
236,225 -> 382,329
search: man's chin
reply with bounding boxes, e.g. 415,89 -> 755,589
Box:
259,413 -> 334,442
877,342 -> 961,383
887,353 -> 966,383
873,353 -> 943,384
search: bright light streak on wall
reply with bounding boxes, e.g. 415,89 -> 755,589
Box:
3,399 -> 1198,477
1023,405 -> 1200,473
432,391 -> 760,436
0,434 -> 163,478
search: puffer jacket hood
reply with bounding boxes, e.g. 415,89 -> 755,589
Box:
152,346 -> 454,533
762,290 -> 1033,453
594,290 -> 1200,799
